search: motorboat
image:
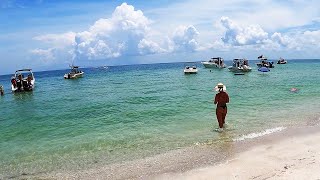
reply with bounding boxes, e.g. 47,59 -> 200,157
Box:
201,57 -> 226,69
228,59 -> 252,72
184,65 -> 198,74
64,65 -> 84,79
277,58 -> 287,64
11,69 -> 35,92
256,55 -> 274,68
99,65 -> 108,70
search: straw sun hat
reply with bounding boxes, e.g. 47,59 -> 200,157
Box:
214,83 -> 226,92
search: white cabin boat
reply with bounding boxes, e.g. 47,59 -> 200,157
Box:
11,69 -> 35,92
201,57 -> 226,69
277,58 -> 287,64
184,66 -> 198,74
64,66 -> 84,79
228,59 -> 252,72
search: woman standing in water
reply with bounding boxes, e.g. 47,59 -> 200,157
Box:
214,83 -> 229,132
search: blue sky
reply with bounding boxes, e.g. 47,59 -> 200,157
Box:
1,0 -> 320,74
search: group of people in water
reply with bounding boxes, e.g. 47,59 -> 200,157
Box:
11,74 -> 33,92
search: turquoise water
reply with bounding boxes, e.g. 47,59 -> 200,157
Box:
1,60 -> 320,177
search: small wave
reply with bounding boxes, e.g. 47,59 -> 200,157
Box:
233,127 -> 287,142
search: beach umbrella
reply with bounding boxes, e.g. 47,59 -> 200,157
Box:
258,67 -> 270,72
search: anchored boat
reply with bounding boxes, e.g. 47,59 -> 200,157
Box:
256,55 -> 274,68
184,65 -> 198,74
64,65 -> 84,79
11,69 -> 35,92
228,59 -> 252,72
201,57 -> 226,69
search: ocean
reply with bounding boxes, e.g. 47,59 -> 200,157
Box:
0,59 -> 320,178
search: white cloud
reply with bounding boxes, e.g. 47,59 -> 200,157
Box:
301,30 -> 320,45
73,2 -> 163,60
169,25 -> 201,52
220,17 -> 268,46
138,39 -> 166,55
30,48 -> 55,63
33,32 -> 76,47
271,32 -> 289,47
265,30 -> 320,51
30,2 -> 320,65
32,3 -> 165,63
32,3 -> 206,63
32,32 -> 76,64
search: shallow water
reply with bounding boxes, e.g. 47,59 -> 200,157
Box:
0,60 -> 320,177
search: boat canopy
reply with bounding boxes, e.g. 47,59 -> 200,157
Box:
15,69 -> 32,72
211,57 -> 222,60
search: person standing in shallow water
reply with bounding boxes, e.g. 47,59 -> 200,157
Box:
214,83 -> 229,132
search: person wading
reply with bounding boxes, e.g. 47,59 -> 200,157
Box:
214,83 -> 229,132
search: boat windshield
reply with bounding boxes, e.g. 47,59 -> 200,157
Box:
15,70 -> 34,80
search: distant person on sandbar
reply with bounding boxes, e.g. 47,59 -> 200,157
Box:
214,83 -> 229,132
0,85 -> 4,96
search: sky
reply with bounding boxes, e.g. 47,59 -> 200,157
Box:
1,0 -> 320,74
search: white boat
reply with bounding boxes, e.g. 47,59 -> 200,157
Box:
184,65 -> 198,74
11,69 -> 35,92
228,59 -> 252,72
64,66 -> 84,79
201,57 -> 226,69
277,58 -> 287,64
256,55 -> 274,68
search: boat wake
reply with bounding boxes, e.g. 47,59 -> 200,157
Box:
233,127 -> 287,142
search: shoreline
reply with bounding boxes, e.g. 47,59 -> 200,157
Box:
19,122 -> 320,180
155,124 -> 320,180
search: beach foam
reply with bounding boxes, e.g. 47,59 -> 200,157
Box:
233,127 -> 286,141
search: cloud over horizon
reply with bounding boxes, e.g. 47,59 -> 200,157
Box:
30,2 -> 320,67
220,16 -> 268,46
33,3 -> 166,63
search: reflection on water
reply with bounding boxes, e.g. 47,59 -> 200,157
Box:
12,91 -> 34,100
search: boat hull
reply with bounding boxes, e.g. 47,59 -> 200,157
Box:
277,61 -> 287,64
201,62 -> 226,69
64,72 -> 84,79
184,69 -> 198,74
228,66 -> 252,72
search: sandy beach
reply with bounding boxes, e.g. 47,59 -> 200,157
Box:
155,126 -> 320,180
17,124 -> 319,180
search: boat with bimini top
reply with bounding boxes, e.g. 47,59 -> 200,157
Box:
256,55 -> 274,68
228,59 -> 252,72
201,57 -> 226,69
64,65 -> 84,79
11,69 -> 35,92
